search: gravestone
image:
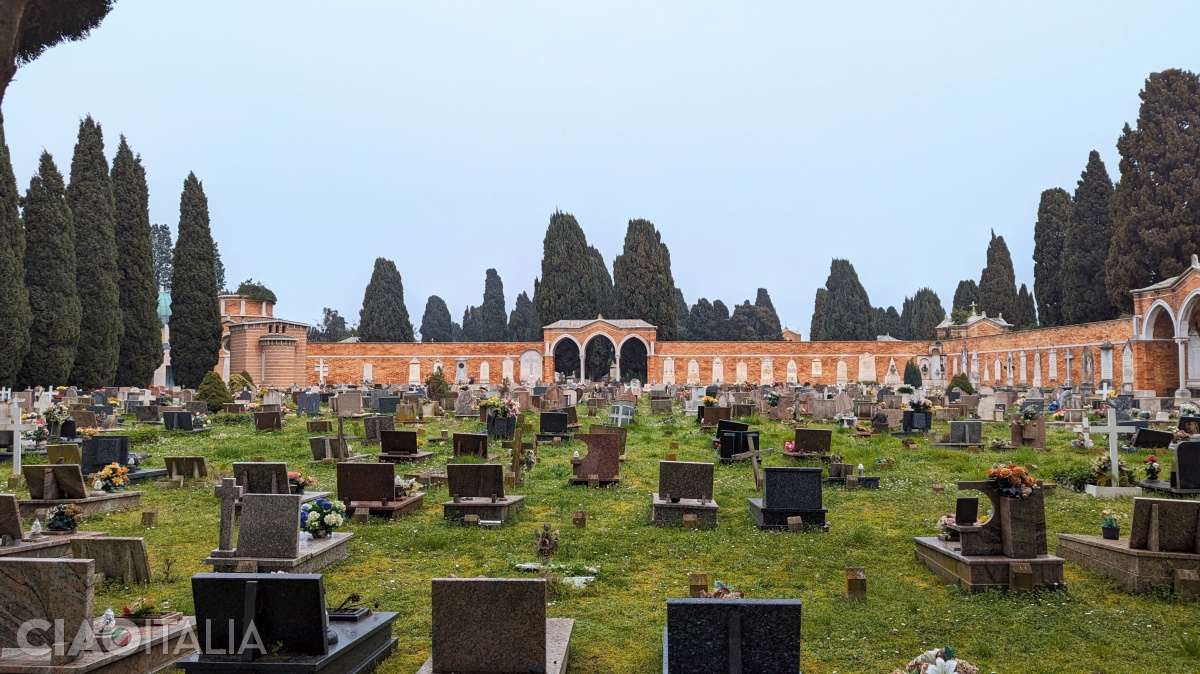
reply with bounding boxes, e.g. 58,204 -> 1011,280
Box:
337,461 -> 423,519
134,405 -> 160,423
663,598 -> 801,674
949,420 -> 982,445
335,391 -> 363,417
23,464 -> 87,499
749,466 -> 828,531
588,424 -> 628,458
538,411 -> 571,441
442,463 -> 525,522
454,391 -> 475,417
68,409 -> 97,429
80,435 -> 131,474
254,411 -> 283,431
235,494 -> 301,559
0,558 -> 96,648
453,432 -> 488,458
609,402 -> 636,427
162,411 -> 194,431
653,461 -> 718,527
69,537 -> 151,583
47,443 -> 81,465
570,433 -> 621,485
165,456 -> 208,479
233,462 -> 289,494
363,415 -> 395,444
788,428 -> 832,456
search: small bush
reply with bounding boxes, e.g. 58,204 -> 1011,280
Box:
1050,462 -> 1093,492
947,373 -> 974,395
197,371 -> 234,412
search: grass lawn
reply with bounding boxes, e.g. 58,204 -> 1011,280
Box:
19,403 -> 1200,674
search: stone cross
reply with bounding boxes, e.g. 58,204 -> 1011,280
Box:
213,477 -> 244,556
0,401 -> 34,475
730,436 -> 776,491
1096,404 -> 1135,487
314,358 -> 328,385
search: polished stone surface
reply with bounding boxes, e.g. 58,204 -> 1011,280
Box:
430,578 -> 546,673
235,494 -> 301,559
0,558 -> 94,648
570,434 -> 621,483
762,467 -> 823,511
233,462 -> 289,494
792,428 -> 832,454
658,461 -> 713,502
663,598 -> 801,674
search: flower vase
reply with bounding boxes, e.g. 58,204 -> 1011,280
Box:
312,530 -> 328,539
291,485 -> 304,495
1102,525 -> 1120,541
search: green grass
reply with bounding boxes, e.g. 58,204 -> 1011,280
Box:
21,406 -> 1200,673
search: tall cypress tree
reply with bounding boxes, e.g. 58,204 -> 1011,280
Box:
419,295 -> 453,342
753,288 -> 782,339
533,211 -> 613,324
613,218 -> 678,339
819,259 -> 874,341
1061,151 -> 1117,324
111,136 -> 161,386
809,288 -> 828,341
0,120 -> 28,386
1015,283 -> 1037,328
1032,188 -> 1071,327
16,152 -> 77,387
68,116 -> 121,388
952,280 -> 979,312
461,305 -> 481,341
726,302 -> 760,340
711,299 -> 731,341
674,288 -> 689,340
476,268 -> 508,341
150,223 -> 173,289
168,173 -> 221,388
688,298 -> 717,340
872,307 -> 901,338
900,288 -> 946,340
507,291 -> 540,342
358,257 -> 413,342
978,231 -> 1019,324
1107,69 -> 1200,312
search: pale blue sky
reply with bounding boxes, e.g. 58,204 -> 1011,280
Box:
5,1 -> 1195,336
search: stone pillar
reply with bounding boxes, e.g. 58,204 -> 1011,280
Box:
1177,337 -> 1191,398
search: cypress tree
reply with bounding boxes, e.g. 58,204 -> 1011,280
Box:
674,288 -> 689,340
819,259 -> 874,341
0,120 -> 29,386
150,223 -> 172,289
168,173 -> 222,388
688,298 -> 717,340
872,306 -> 901,338
1016,283 -> 1037,328
1107,70 -> 1200,312
1033,188 -> 1071,327
753,288 -> 782,339
477,268 -> 508,341
196,369 -> 233,412
1061,151 -> 1117,324
419,295 -> 453,342
533,211 -> 613,324
358,257 -> 413,342
900,288 -> 946,340
809,288 -> 828,341
16,151 -> 77,388
903,360 -> 923,388
0,1 -> 115,108
68,116 -> 121,388
450,321 -> 463,342
111,136 -> 161,386
213,241 -> 226,293
507,291 -> 540,341
711,300 -> 731,341
977,231 -> 1019,324
308,308 -> 350,343
612,218 -> 678,339
726,302 -> 760,341
461,305 -> 480,341
952,279 -> 979,312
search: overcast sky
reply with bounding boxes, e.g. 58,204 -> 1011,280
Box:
5,1 -> 1196,336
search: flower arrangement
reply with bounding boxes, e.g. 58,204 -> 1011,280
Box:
907,399 -> 932,413
986,464 -> 1036,498
300,498 -> 345,538
854,423 -> 871,434
1012,406 -> 1042,427
1101,508 -> 1125,529
43,404 -> 71,425
936,514 -> 957,533
897,385 -> 915,394
1181,402 -> 1199,417
122,598 -> 170,618
94,463 -> 129,492
47,503 -> 84,532
784,441 -> 795,453
874,457 -> 895,469
191,413 -> 208,429
1090,454 -> 1134,487
1053,409 -> 1065,420
106,397 -> 119,407
80,428 -> 99,438
288,471 -> 316,493
395,477 -> 421,498
701,396 -> 718,407
1143,454 -> 1161,481
764,391 -> 781,407
479,397 -> 520,418
892,647 -> 978,674
699,581 -> 744,599
22,424 -> 48,445
521,448 -> 536,472
1176,429 -> 1193,442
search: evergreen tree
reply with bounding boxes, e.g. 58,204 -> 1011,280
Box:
952,279 -> 979,312
476,268 -> 508,341
1107,69 -> 1200,313
196,369 -> 233,412
726,302 -> 760,341
688,298 -> 717,341
711,299 -> 731,340
0,1 -> 115,107
16,151 -> 77,387
612,218 -> 678,339
819,259 -> 874,341
947,373 -> 974,395
533,211 -> 614,324
753,288 -> 782,339
977,231 -> 1019,324
809,288 -> 827,341
150,223 -> 172,289
168,173 -> 221,388
903,360 -> 923,388
674,288 -> 689,340
1016,283 -> 1037,328
419,296 -> 453,342
1061,151 -> 1117,324
68,116 -> 121,388
461,305 -> 481,341
450,321 -> 463,342
507,291 -> 540,341
0,120 -> 28,386
872,306 -> 901,338
357,257 -> 413,342
900,288 -> 946,341
1032,187 -> 1071,327
234,279 -> 275,302
308,308 -> 351,343
213,240 -> 226,293
111,136 -> 161,386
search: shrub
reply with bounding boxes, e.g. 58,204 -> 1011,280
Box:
947,373 -> 974,395
903,360 -> 923,388
1050,462 -> 1093,492
197,370 -> 234,412
425,367 -> 451,401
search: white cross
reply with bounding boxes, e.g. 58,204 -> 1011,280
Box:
0,402 -> 35,476
1094,403 -> 1135,487
314,358 -> 328,385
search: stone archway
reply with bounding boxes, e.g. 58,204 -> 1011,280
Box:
584,334 -> 618,381
618,337 -> 647,383
553,338 -> 580,380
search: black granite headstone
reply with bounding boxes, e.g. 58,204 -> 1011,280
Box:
163,411 -> 194,431
955,497 -> 978,527
81,435 -> 130,474
664,598 -> 801,674
540,412 -> 569,435
1132,428 -> 1174,449
191,573 -> 330,659
1177,442 -> 1200,491
762,467 -> 823,511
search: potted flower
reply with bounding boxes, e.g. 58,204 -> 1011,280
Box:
93,463 -> 130,492
1101,509 -> 1124,540
903,399 -> 933,432
1143,454 -> 1161,482
47,504 -> 84,533
479,397 -> 519,439
764,391 -> 781,408
288,471 -> 316,494
43,404 -> 71,439
986,464 -> 1037,498
300,498 -> 345,539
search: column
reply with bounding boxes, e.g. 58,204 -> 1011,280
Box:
1176,337 -> 1191,398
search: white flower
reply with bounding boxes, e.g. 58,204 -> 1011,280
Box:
324,513 -> 339,526
306,512 -> 321,524
924,658 -> 957,674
